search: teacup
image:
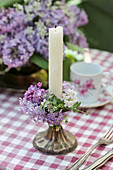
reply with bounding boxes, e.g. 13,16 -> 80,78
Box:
70,62 -> 111,104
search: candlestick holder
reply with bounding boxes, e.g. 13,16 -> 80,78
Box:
19,81 -> 86,155
33,125 -> 77,155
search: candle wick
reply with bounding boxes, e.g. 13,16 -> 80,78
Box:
55,25 -> 57,29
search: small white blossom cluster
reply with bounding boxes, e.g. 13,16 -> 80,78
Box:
41,99 -> 50,107
25,26 -> 35,39
61,89 -> 78,108
35,20 -> 48,38
65,48 -> 84,61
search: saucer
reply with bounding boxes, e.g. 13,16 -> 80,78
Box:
79,87 -> 113,108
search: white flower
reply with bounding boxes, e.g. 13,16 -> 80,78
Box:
26,27 -> 35,35
24,0 -> 29,2
65,48 -> 84,61
26,13 -> 35,21
33,1 -> 40,8
42,99 -> 50,107
13,4 -> 24,11
26,5 -> 34,13
41,99 -> 47,106
61,89 -> 78,108
35,20 -> 47,38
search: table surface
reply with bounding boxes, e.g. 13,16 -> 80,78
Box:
0,49 -> 113,170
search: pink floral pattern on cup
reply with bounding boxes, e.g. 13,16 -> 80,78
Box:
74,79 -> 95,96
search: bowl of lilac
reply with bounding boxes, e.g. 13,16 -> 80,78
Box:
0,0 -> 88,91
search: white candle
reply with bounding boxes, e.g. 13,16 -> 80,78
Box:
49,26 -> 63,98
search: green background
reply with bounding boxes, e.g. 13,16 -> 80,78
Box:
80,0 -> 113,52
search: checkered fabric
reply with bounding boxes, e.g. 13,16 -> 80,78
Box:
0,49 -> 113,170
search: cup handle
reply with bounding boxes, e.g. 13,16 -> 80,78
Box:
101,72 -> 111,91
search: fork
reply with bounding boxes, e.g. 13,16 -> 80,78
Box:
83,148 -> 113,170
67,124 -> 113,170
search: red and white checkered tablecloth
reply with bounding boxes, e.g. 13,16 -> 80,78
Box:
0,49 -> 113,170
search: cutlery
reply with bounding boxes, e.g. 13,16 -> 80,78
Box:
84,148 -> 113,170
67,124 -> 113,170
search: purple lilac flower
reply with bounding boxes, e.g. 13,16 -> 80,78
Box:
34,35 -> 48,59
0,7 -> 35,68
19,98 -> 47,123
42,9 -> 72,36
46,110 -> 66,126
20,83 -> 48,122
63,81 -> 75,93
70,31 -> 88,48
24,82 -> 47,104
75,9 -> 88,27
0,7 -> 27,35
24,0 -> 88,59
2,34 -> 34,69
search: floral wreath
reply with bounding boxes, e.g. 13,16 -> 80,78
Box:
20,81 -> 87,130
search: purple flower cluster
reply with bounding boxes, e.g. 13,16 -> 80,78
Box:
24,82 -> 47,104
47,110 -> 66,126
0,0 -> 88,69
0,7 -> 34,68
19,81 -> 76,126
0,8 -> 26,35
20,82 -> 47,122
63,81 -> 75,93
2,35 -> 34,68
24,0 -> 88,59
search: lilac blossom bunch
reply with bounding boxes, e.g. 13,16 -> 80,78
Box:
3,34 -> 34,69
19,81 -> 81,128
0,7 -> 34,69
23,0 -> 88,59
0,0 -> 88,71
0,7 -> 26,35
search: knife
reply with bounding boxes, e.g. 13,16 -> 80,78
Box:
83,148 -> 113,170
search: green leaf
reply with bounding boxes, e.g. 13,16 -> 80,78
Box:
77,102 -> 81,108
73,102 -> 81,109
55,125 -> 59,131
57,104 -> 64,109
50,109 -> 54,113
63,57 -> 72,81
0,0 -> 23,7
65,120 -> 68,124
39,105 -> 42,111
52,96 -> 57,104
30,53 -> 48,70
64,115 -> 67,120
66,42 -> 85,52
49,125 -> 53,129
48,104 -> 52,109
86,110 -> 89,115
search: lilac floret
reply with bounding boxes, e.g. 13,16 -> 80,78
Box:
63,81 -> 75,92
47,110 -> 66,126
0,7 -> 27,35
2,35 -> 34,69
